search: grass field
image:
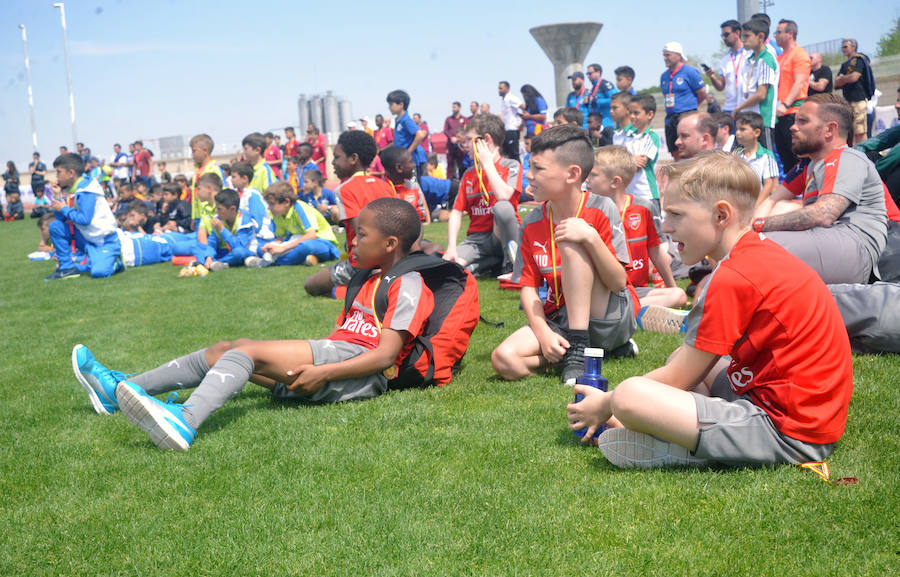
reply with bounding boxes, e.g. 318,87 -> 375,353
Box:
1,216 -> 898,576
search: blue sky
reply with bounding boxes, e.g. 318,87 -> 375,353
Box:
0,0 -> 897,170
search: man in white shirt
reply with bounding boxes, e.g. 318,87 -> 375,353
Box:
705,19 -> 750,114
498,80 -> 523,161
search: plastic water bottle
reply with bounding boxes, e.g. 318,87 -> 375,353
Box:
574,348 -> 608,439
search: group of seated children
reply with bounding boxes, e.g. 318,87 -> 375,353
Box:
67,133 -> 855,482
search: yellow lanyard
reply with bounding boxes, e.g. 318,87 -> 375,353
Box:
369,276 -> 398,379
618,194 -> 632,227
370,277 -> 383,333
547,192 -> 588,303
470,148 -> 491,204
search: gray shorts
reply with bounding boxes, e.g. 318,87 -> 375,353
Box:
633,285 -> 654,299
690,368 -> 834,465
545,289 -> 636,352
457,231 -> 502,275
328,259 -> 359,287
270,339 -> 387,404
765,225 -> 872,284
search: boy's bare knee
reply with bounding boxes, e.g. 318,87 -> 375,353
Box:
610,378 -> 652,421
491,345 -> 519,380
304,269 -> 333,296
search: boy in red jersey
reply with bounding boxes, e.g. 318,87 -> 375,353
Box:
589,146 -> 686,310
491,125 -> 636,385
380,145 -> 443,254
443,114 -> 522,276
304,131 -> 396,296
72,198 -> 433,451
568,150 -> 853,468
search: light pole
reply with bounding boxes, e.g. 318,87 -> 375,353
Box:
53,2 -> 77,148
18,24 -> 38,152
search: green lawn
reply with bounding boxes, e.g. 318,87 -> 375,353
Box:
1,217 -> 897,576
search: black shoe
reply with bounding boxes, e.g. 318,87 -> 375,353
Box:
561,339 -> 587,385
608,338 -> 639,359
45,268 -> 81,281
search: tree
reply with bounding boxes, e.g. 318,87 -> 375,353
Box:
876,17 -> 900,57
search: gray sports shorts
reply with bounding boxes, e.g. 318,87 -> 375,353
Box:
545,289 -> 636,352
328,259 -> 359,287
270,339 -> 387,404
765,225 -> 872,285
457,231 -> 502,275
633,285 -> 654,299
690,367 -> 835,465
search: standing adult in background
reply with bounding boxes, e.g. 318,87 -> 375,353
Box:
705,19 -> 749,114
808,52 -> 833,95
111,144 -> 131,184
498,81 -> 523,161
519,84 -> 548,136
773,19 -> 810,174
469,101 -> 479,121
585,63 -> 618,128
413,113 -> 431,158
132,140 -> 153,189
29,152 -> 47,195
835,38 -> 873,145
565,71 -> 590,130
373,115 -> 393,151
660,42 -> 707,161
284,127 -> 300,160
306,124 -> 327,177
359,117 -> 374,138
480,102 -> 491,115
444,101 -> 467,179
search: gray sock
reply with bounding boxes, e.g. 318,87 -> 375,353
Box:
131,349 -> 210,395
180,350 -> 254,430
493,200 -> 520,264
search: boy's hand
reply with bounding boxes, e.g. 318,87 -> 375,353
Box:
473,138 -> 493,167
51,199 -> 66,212
567,385 -> 612,442
634,155 -> 649,168
554,217 -> 598,245
442,245 -> 460,263
211,216 -> 224,233
269,244 -> 288,256
286,364 -> 328,394
261,242 -> 275,254
537,327 -> 569,364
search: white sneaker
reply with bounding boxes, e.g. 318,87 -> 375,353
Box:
637,305 -> 689,334
244,256 -> 269,268
209,261 -> 229,272
596,427 -> 708,468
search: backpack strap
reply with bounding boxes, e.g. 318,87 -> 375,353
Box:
372,251 -> 459,320
343,265 -> 377,317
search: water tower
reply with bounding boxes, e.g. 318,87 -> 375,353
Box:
530,22 -> 603,107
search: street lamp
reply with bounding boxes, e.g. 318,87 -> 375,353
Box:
53,2 -> 77,148
18,24 -> 38,152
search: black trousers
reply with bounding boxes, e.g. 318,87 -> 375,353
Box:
503,130 -> 520,161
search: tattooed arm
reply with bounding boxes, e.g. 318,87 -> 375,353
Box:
761,194 -> 851,232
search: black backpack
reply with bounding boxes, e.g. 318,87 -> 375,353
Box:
343,252 -> 480,389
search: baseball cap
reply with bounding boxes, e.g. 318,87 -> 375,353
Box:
663,41 -> 684,55
567,71 -> 585,80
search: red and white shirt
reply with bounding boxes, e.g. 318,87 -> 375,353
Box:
454,158 -> 522,234
686,232 -> 853,444
330,272 -> 434,366
620,194 -> 661,287
520,193 -> 630,316
334,173 -> 396,266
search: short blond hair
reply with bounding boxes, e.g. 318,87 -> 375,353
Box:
593,145 -> 637,184
662,150 -> 758,222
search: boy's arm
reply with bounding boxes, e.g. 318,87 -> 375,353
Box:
443,209 -> 464,261
644,344 -> 721,391
760,177 -> 776,201
554,217 -> 627,292
409,130 -> 426,154
286,329 -> 407,393
418,189 -> 430,226
754,183 -> 796,218
56,191 -> 97,226
648,244 -> 676,287
732,84 -> 767,113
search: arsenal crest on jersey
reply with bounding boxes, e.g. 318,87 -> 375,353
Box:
628,213 -> 641,230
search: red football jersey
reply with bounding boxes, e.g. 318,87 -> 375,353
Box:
454,158 -> 522,234
330,272 -> 434,365
393,181 -> 428,222
621,195 -> 661,287
335,173 -> 396,266
520,193 -> 630,316
685,232 -> 853,444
